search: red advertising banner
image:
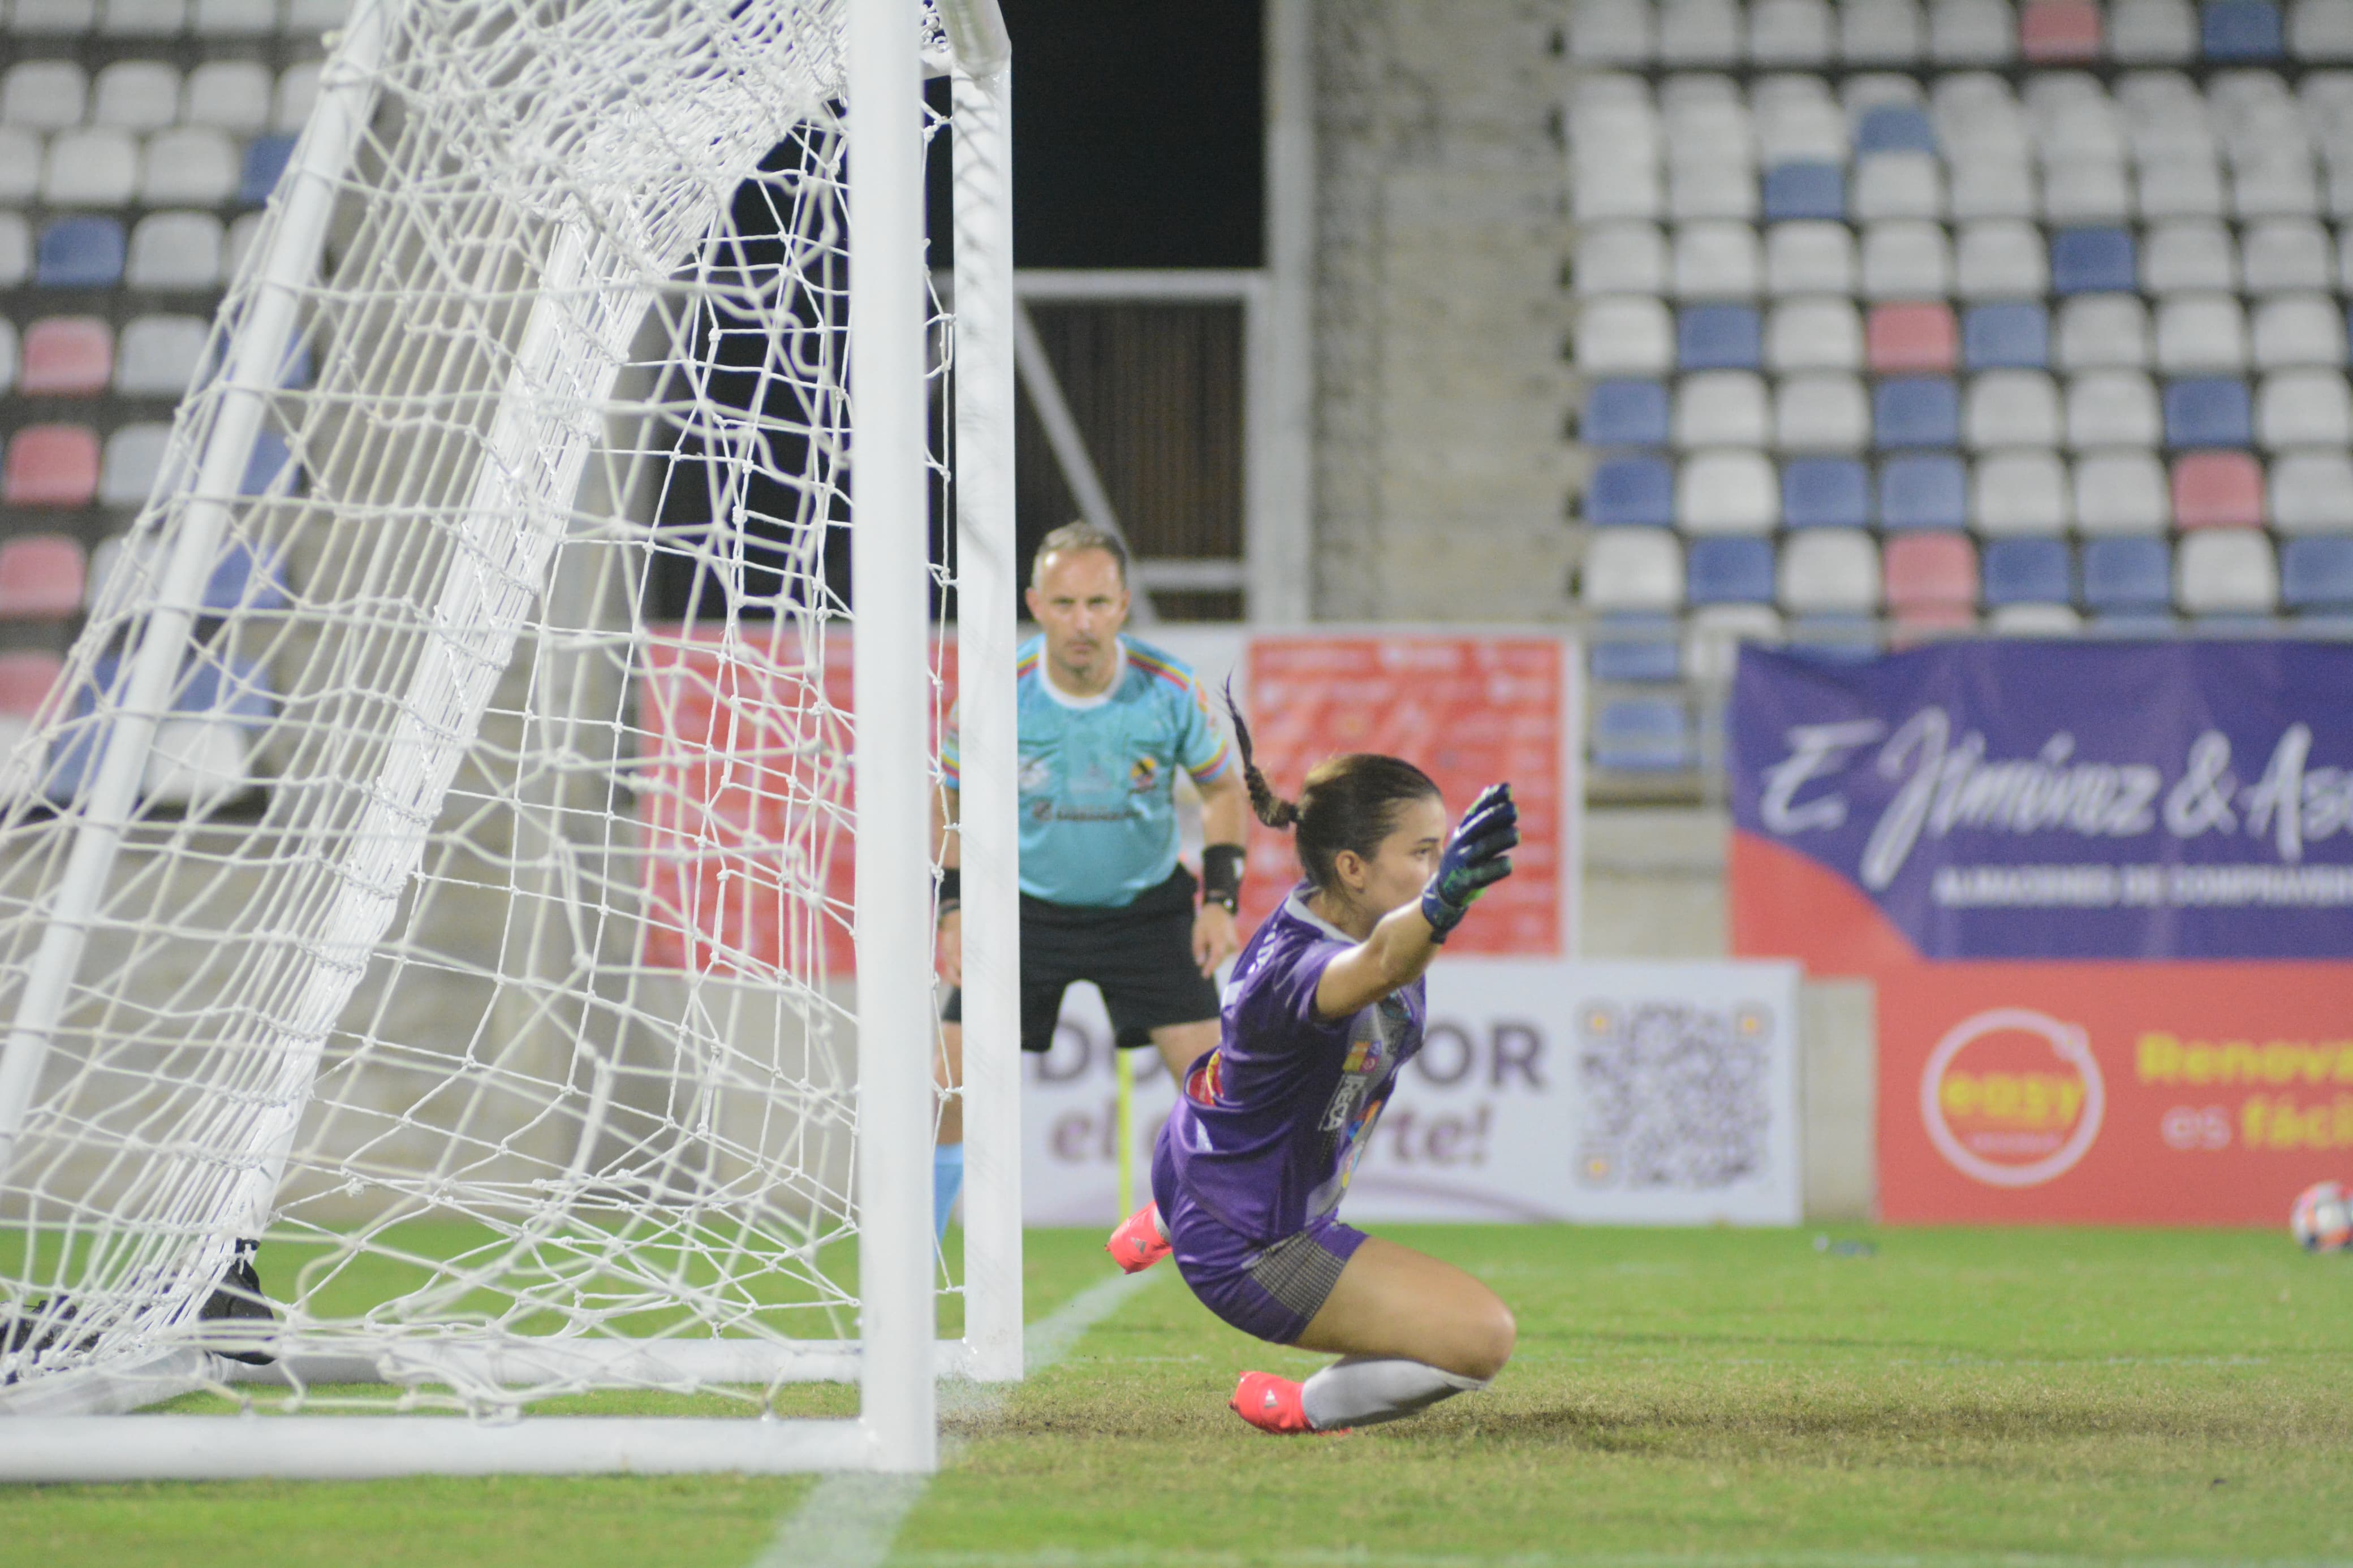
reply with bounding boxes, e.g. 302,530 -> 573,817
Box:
1242,636 -> 1574,956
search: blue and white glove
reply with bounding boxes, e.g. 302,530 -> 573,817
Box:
1420,783 -> 1518,943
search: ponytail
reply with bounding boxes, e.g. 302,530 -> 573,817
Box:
1221,679 -> 1440,894
1222,678 -> 1299,829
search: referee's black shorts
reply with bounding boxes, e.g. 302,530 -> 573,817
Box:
941,866 -> 1222,1052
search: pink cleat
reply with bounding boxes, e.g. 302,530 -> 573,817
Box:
1230,1371 -> 1331,1436
1105,1202 -> 1171,1274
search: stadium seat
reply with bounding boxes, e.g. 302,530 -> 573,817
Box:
2145,219 -> 2230,292
2231,152 -> 2320,220
2282,536 -> 2353,607
1868,301 -> 1960,372
1974,450 -> 2072,532
1778,529 -> 1882,611
1764,222 -> 1857,293
2054,295 -> 2151,370
2243,219 -> 2334,291
2051,227 -> 2137,293
1964,370 -> 2063,447
1592,697 -> 1695,772
1963,303 -> 2051,369
0,321 -> 16,396
127,212 -> 226,292
2,61 -> 87,127
0,128 -> 41,203
1669,161 -> 1759,222
1765,297 -> 1864,370
118,316 -> 213,398
1675,372 -> 1772,446
1577,223 -> 1667,295
242,431 -> 295,496
11,0 -> 102,32
1583,528 -> 1684,608
2042,158 -> 2132,224
1983,535 -> 2075,602
2066,371 -> 2164,446
2252,296 -> 2346,368
1574,156 -> 1662,223
1584,380 -> 1670,447
196,0 -> 277,33
2255,368 -> 2353,446
91,60 -> 179,129
1854,153 -> 1946,222
1757,96 -> 1847,164
185,61 -> 273,133
2270,450 -> 2353,530
2176,530 -> 2279,612
0,534 -> 89,620
1885,532 -> 1980,609
0,215 -> 28,289
1678,450 -> 1779,530
1955,221 -> 2049,298
2171,450 -> 2266,526
2076,450 -> 2174,531
2162,376 -> 2256,445
1762,161 -> 1845,221
1774,372 -> 1871,449
1685,602 -> 1786,679
2204,1 -> 2285,59
100,423 -> 171,508
2292,0 -> 2353,59
1860,221 -> 1953,298
1930,0 -> 2019,64
42,129 -> 138,206
1880,452 -> 1970,528
1588,456 -> 1677,531
1664,80 -> 1751,163
2082,535 -> 2175,610
1855,103 -> 1938,155
1950,158 -> 2037,221
20,317 -> 113,397
1673,222 -> 1763,297
2,425 -> 100,508
1579,299 -> 1675,376
1571,1 -> 1653,63
2135,153 -> 2228,221
0,653 -> 66,720
1782,455 -> 1872,526
36,218 -> 126,288
1989,601 -> 2086,632
2114,0 -> 2201,61
1660,0 -> 1742,64
2154,296 -> 2251,374
1873,377 -> 1962,446
239,136 -> 299,206
101,0 -> 188,34
144,129 -> 239,206
1686,535 -> 1777,605
1590,615 -> 1686,684
1678,304 -> 1762,369
2021,1 -> 2102,62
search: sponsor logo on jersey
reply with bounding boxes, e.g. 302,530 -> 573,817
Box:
1128,755 -> 1161,793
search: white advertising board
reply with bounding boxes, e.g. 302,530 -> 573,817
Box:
1019,958 -> 1805,1228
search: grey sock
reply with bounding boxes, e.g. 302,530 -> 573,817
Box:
1298,1355 -> 1488,1431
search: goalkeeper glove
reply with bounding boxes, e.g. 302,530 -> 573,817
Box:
1420,783 -> 1518,942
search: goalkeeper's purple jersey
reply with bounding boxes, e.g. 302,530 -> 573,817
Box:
1161,886 -> 1424,1244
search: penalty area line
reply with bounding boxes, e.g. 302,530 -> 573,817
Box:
753,1269 -> 1157,1568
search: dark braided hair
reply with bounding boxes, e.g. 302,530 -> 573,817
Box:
1223,681 -> 1441,895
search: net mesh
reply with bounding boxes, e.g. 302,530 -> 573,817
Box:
0,0 -> 958,1416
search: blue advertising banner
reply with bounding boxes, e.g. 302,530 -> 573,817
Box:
1729,641 -> 2353,961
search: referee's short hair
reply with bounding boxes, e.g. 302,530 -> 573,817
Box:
1032,521 -> 1129,586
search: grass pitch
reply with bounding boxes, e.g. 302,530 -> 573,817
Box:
6,1223 -> 2351,1566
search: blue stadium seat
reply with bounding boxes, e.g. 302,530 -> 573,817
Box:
241,431 -> 295,495
2082,537 -> 2175,612
35,217 -> 125,288
1983,538 -> 2074,604
2162,378 -> 2255,447
1592,697 -> 1693,772
2203,1 -> 2283,58
203,542 -> 289,615
1686,536 -> 1775,604
1879,454 -> 1968,530
1678,305 -> 1762,370
1963,304 -> 2051,371
1873,378 -> 1961,448
1587,457 -> 1675,526
239,136 -> 298,206
1782,457 -> 1871,529
2051,228 -> 2137,295
2282,537 -> 2353,611
1589,614 -> 1683,683
1854,105 -> 1936,157
1762,162 -> 1845,223
1584,380 -> 1670,447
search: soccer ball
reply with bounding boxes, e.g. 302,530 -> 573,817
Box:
2290,1181 -> 2353,1252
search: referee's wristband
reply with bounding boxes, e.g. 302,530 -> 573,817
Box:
1201,844 -> 1245,914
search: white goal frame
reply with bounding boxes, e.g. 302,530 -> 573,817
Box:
0,0 -> 1019,1479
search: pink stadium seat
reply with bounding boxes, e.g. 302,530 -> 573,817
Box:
0,534 -> 89,619
1868,302 -> 1960,374
1885,532 -> 1981,610
18,317 -> 113,398
2020,0 -> 2102,61
2170,451 -> 2266,529
2,426 -> 100,508
0,651 -> 64,719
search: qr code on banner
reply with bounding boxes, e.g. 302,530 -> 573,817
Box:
1574,1001 -> 1777,1191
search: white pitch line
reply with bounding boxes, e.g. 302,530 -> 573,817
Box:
754,1269 -> 1157,1568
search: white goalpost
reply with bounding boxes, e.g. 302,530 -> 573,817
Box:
0,0 -> 1018,1479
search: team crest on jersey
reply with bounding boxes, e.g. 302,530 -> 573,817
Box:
1128,755 -> 1161,792
1018,755 -> 1053,792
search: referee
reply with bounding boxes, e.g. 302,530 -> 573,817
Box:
932,522 -> 1249,1236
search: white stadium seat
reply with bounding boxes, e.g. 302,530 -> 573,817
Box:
2135,154 -> 2227,221
1756,90 -> 1847,162
1572,90 -> 1661,165
1578,297 -> 1676,376
1842,0 -> 1925,64
10,0 -> 101,33
1571,0 -> 1654,64
276,62 -> 324,134
91,61 -> 180,129
2110,0 -> 2198,63
1778,530 -> 1881,612
2143,221 -> 2239,293
2066,372 -> 2162,448
100,424 -> 173,508
1989,603 -> 2085,633
184,60 -> 272,133
1774,371 -> 1871,448
2056,295 -> 2152,372
1765,221 -> 1857,294
1750,0 -> 1834,64
1574,155 -> 1662,223
287,0 -> 357,28
2257,370 -> 2353,448
1965,370 -> 2062,447
141,127 -> 238,206
99,0 -> 187,34
2294,0 -> 2353,62
144,722 -> 251,811
2176,533 -> 2279,615
2040,159 -> 2132,226
2271,451 -> 2353,532
1679,450 -> 1780,532
2074,450 -> 2173,533
1673,221 -> 1763,297
1947,154 -> 2037,220
0,130 -> 37,204
1686,604 -> 1786,681
1765,297 -> 1865,370
2234,153 -> 2322,221
1842,71 -> 1924,116
1933,71 -> 2023,149
2,61 -> 87,128
1659,0 -> 1743,65
1578,223 -> 1668,296
2154,295 -> 2250,375
42,128 -> 138,206
1860,221 -> 1952,299
1853,152 -> 1945,221
1584,530 -> 1684,610
193,0 -> 276,34
1973,450 -> 2071,533
1927,0 -> 2015,65
1955,220 -> 2048,297
2243,219 -> 2335,293
1675,372 -> 1773,447
116,314 -> 212,396
1668,160 -> 1759,221
2251,296 -> 2346,370
225,211 -> 265,279
127,211 -> 226,291
0,214 -> 28,289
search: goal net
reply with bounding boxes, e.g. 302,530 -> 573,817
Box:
0,0 -> 1018,1479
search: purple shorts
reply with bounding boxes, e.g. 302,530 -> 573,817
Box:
1150,1125 -> 1369,1346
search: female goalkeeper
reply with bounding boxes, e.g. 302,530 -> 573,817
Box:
1106,696 -> 1521,1436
